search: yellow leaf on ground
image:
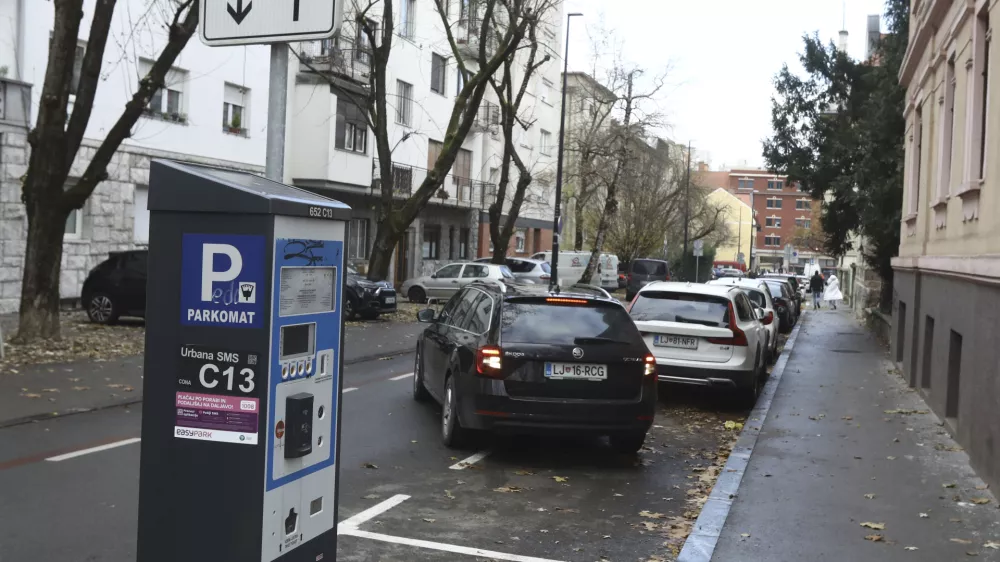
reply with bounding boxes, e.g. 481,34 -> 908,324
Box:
514,470 -> 535,476
951,538 -> 973,545
860,522 -> 886,530
493,486 -> 522,493
639,511 -> 665,519
865,534 -> 884,542
552,476 -> 569,483
983,542 -> 1000,550
21,393 -> 41,398
864,494 -> 876,500
971,497 -> 991,505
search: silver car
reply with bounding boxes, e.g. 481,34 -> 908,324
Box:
402,262 -> 516,303
474,257 -> 551,284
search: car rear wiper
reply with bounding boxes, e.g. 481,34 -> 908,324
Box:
673,315 -> 721,328
573,336 -> 629,345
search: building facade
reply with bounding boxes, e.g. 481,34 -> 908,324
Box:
0,0 -> 269,313
895,0 -> 1000,489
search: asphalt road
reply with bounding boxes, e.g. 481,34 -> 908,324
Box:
0,350 -> 748,562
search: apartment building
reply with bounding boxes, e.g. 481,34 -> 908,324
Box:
895,0 -> 1000,488
0,0 -> 269,312
291,0 -> 563,283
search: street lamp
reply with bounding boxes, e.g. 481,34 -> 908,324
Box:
549,11 -> 583,290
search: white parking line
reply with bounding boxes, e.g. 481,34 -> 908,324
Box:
343,387 -> 358,393
338,494 -> 411,529
390,372 -> 414,381
340,529 -> 567,562
449,450 -> 490,470
46,438 -> 142,462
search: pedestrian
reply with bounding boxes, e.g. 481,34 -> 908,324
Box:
824,273 -> 844,310
809,271 -> 825,309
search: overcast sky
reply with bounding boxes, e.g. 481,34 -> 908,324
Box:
561,0 -> 889,170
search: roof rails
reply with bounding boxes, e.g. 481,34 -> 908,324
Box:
568,284 -> 612,299
469,279 -> 508,293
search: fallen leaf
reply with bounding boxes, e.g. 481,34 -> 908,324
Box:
613,493 -> 623,497
71,386 -> 90,391
362,462 -> 378,469
966,552 -> 979,557
884,409 -> 929,415
864,494 -> 876,500
552,476 -> 569,483
984,542 -> 1000,550
444,490 -> 455,499
41,388 -> 59,393
422,518 -> 436,523
904,546 -> 919,551
887,456 -> 897,460
411,440 -> 417,443
640,521 -> 657,531
107,383 -> 125,389
919,513 -> 929,518
493,486 -> 522,493
842,416 -> 854,420
865,534 -> 884,542
951,538 -> 973,545
21,393 -> 42,398
976,484 -> 989,490
68,377 -> 81,382
971,498 -> 991,505
943,483 -> 958,489
639,511 -> 665,519
362,494 -> 379,499
860,522 -> 886,530
513,470 -> 535,476
740,533 -> 751,538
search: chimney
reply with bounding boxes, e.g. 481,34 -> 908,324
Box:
697,161 -> 709,172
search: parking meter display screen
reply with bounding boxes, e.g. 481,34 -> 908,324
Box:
280,323 -> 313,359
279,267 -> 336,317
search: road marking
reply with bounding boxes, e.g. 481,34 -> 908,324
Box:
339,494 -> 411,529
340,529 -> 567,562
449,450 -> 490,470
45,437 -> 142,462
390,372 -> 414,381
343,387 -> 358,393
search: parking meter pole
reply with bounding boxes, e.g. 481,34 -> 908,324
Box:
266,43 -> 289,182
136,160 -> 352,562
695,255 -> 699,283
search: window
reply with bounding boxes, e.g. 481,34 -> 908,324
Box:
939,56 -> 956,198
65,208 -> 83,239
222,83 -> 249,135
400,0 -> 416,38
436,263 -> 462,278
910,106 -> 923,214
533,228 -> 541,253
465,291 -> 493,334
746,179 -> 754,189
349,218 -> 370,259
431,53 -> 447,94
764,235 -> 781,246
975,9 -> 990,179
540,129 -> 552,155
540,79 -> 553,105
804,219 -> 811,229
453,148 -> 472,199
462,264 -> 488,278
355,19 -> 375,64
140,58 -> 187,122
629,292 -> 732,328
795,199 -> 810,210
459,228 -> 470,259
765,217 -> 781,228
393,165 -> 413,194
450,289 -> 479,328
423,226 -> 441,259
515,229 -> 526,252
501,302 -> 640,346
766,197 -> 782,209
734,293 -> 753,321
396,80 -> 413,125
336,99 -> 367,153
133,185 -> 149,243
767,179 -> 783,190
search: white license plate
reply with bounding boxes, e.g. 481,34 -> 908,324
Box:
384,297 -> 396,304
544,362 -> 607,380
654,335 -> 698,349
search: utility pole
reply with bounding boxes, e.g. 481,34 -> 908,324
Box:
550,12 -> 583,289
681,140 -> 692,259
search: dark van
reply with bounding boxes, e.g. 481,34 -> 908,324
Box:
625,259 -> 670,301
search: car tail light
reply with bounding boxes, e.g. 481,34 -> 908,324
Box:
643,354 -> 656,376
762,310 -> 774,325
706,302 -> 749,346
475,345 -> 503,377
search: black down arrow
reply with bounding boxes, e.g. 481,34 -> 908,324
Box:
227,0 -> 252,24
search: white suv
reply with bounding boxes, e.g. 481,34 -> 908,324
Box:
707,278 -> 780,365
628,282 -> 768,404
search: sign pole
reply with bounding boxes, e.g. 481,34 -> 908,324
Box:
695,255 -> 699,283
265,43 -> 290,182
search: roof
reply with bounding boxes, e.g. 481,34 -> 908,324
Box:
499,283 -> 617,303
707,278 -> 771,293
638,281 -> 740,297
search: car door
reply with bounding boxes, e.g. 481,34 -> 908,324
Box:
427,263 -> 464,299
120,251 -> 148,314
422,291 -> 464,401
460,264 -> 489,289
734,292 -> 763,364
435,289 -> 480,393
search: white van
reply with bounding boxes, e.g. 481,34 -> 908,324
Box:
530,251 -> 619,289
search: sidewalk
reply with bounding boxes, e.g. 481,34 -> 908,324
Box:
710,310 -> 1000,561
0,321 -> 424,428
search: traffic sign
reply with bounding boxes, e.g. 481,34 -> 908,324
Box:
200,0 -> 342,46
693,239 -> 704,257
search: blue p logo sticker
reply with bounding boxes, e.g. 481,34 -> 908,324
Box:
181,234 -> 265,328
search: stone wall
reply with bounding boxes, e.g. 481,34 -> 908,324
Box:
0,132 -> 263,314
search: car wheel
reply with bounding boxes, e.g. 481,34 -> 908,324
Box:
344,296 -> 357,320
408,286 -> 427,304
609,431 -> 647,455
86,293 -> 119,324
441,374 -> 468,448
741,350 -> 763,407
412,345 -> 431,403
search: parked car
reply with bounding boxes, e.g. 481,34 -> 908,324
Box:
82,250 -> 148,324
707,278 -> 780,364
412,282 -> 657,453
625,258 -> 671,302
345,266 -> 396,320
763,274 -> 803,316
402,262 -> 515,303
628,281 -> 768,404
474,257 -> 550,284
617,263 -> 628,289
760,279 -> 797,332
716,268 -> 744,279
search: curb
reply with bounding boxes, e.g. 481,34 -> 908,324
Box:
0,346 -> 417,430
677,312 -> 806,562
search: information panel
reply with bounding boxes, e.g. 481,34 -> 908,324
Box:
279,267 -> 336,317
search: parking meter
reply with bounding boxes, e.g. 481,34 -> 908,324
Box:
137,160 -> 351,562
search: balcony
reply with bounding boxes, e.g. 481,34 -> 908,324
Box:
306,34 -> 372,85
455,16 -> 499,59
372,159 -> 493,209
471,100 -> 500,133
0,76 -> 32,127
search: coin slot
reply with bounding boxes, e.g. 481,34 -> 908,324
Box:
310,497 -> 323,516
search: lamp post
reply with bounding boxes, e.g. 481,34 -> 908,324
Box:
549,11 -> 583,290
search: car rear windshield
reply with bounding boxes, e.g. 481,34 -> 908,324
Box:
629,291 -> 731,328
500,300 -> 641,346
631,260 -> 667,275
540,262 -> 551,274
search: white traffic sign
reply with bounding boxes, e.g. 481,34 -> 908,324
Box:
693,239 -> 704,257
201,0 -> 342,46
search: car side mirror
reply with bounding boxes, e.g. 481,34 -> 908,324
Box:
417,308 -> 436,323
762,310 -> 774,325
431,274 -> 438,279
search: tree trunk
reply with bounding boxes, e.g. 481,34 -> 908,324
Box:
574,202 -> 585,251
367,217 -> 401,282
17,202 -> 72,341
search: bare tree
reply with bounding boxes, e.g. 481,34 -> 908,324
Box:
293,0 -> 540,281
17,0 -> 200,341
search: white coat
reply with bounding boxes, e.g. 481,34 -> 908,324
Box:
824,275 -> 844,301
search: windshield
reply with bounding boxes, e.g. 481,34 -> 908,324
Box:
629,291 -> 731,328
500,301 -> 641,346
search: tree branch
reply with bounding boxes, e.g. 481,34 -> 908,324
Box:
65,0 -> 120,167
